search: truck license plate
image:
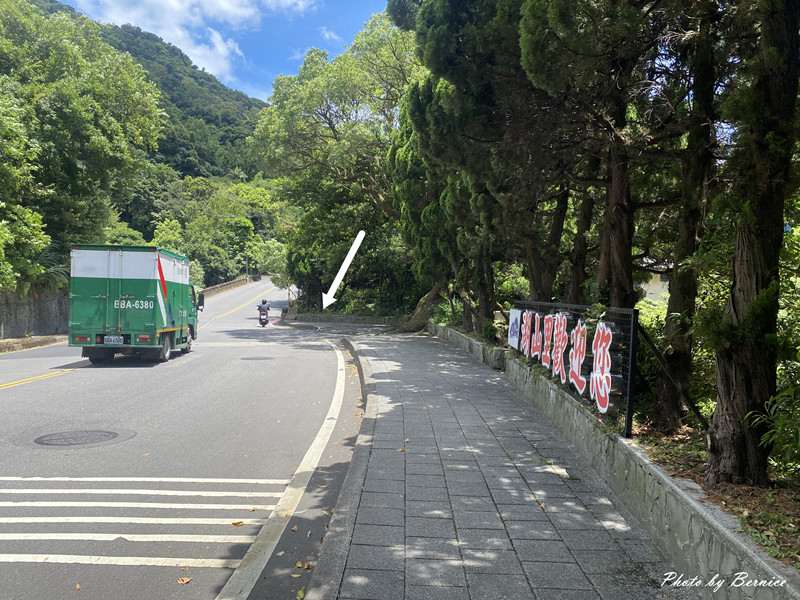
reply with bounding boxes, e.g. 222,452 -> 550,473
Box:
104,336 -> 124,345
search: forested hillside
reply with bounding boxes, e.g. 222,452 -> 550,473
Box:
101,25 -> 264,177
29,0 -> 264,177
0,0 -> 287,292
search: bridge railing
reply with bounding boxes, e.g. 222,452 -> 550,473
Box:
201,275 -> 251,298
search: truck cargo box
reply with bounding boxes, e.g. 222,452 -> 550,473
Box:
69,245 -> 201,363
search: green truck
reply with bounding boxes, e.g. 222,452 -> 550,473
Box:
69,245 -> 204,364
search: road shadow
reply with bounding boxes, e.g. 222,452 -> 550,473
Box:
52,351 -> 197,370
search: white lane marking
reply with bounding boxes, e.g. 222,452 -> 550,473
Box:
0,517 -> 267,525
0,554 -> 240,568
217,341 -> 347,600
0,502 -> 276,510
0,477 -> 290,485
0,533 -> 258,543
0,489 -> 283,498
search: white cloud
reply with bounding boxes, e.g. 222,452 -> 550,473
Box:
319,26 -> 341,42
75,0 -> 316,81
289,47 -> 313,61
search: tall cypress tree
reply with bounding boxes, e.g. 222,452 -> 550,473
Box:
706,0 -> 799,486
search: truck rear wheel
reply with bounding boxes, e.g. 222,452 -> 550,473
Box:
157,334 -> 172,363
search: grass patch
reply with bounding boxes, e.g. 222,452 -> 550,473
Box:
635,424 -> 800,571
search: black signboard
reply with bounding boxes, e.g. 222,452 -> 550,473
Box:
509,301 -> 639,437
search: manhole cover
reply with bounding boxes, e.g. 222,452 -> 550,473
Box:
34,430 -> 119,447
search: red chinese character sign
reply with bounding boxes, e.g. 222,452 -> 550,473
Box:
520,310 -> 534,357
510,302 -> 637,437
531,313 -> 542,359
551,314 -> 569,384
541,315 -> 554,369
568,320 -> 588,395
589,322 -> 614,414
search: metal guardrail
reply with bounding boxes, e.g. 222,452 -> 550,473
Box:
201,275 -> 250,297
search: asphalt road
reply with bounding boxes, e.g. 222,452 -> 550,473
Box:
0,280 -> 362,600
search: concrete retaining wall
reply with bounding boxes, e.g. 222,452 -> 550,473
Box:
0,289 -> 68,339
428,321 -> 800,600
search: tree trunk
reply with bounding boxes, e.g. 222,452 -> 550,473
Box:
654,6 -> 716,433
400,285 -> 443,332
526,185 -> 569,301
475,241 -> 495,335
460,291 -> 475,333
566,190 -> 595,305
524,241 -> 538,300
606,132 -> 636,308
706,0 -> 799,486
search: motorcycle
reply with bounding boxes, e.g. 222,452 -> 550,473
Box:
257,307 -> 270,327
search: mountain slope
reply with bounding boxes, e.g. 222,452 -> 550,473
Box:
29,0 -> 265,177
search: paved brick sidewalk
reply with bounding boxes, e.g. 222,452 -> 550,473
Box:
327,332 -> 687,600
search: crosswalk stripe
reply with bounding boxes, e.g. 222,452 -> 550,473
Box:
0,502 -> 276,510
0,517 -> 267,525
0,554 -> 241,568
0,489 -> 283,498
0,533 -> 257,543
0,477 -> 290,485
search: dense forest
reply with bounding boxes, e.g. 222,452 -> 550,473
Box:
0,0 -> 285,292
1,0 -> 798,542
29,0 -> 265,178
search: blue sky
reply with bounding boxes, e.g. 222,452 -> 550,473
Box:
63,0 -> 388,100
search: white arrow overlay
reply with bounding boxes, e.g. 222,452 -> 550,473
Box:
322,230 -> 366,309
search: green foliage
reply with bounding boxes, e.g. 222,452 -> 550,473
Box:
496,264 -> 529,309
151,218 -> 186,255
251,15 -> 424,313
748,387 -> 800,478
99,23 -> 264,177
0,0 -> 163,262
103,215 -> 147,245
246,238 -> 289,288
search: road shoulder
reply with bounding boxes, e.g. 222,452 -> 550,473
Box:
0,335 -> 66,355
304,338 -> 376,600
246,338 -> 365,600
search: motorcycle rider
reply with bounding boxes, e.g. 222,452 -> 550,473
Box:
257,299 -> 270,325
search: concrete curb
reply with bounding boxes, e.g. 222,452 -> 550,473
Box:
0,335 -> 66,354
293,313 -> 398,326
305,337 -> 375,600
427,320 -> 800,600
427,321 -> 506,369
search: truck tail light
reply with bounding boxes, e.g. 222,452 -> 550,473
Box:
137,335 -> 151,343
74,335 -> 90,343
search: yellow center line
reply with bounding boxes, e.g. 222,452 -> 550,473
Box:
0,370 -> 74,391
204,286 -> 277,325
